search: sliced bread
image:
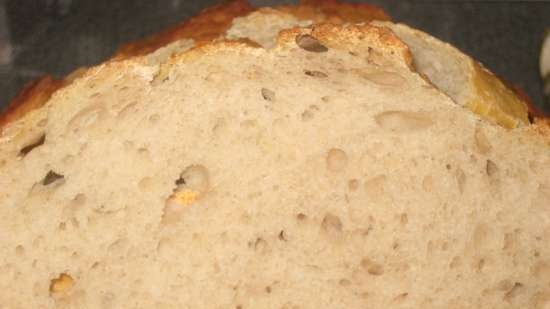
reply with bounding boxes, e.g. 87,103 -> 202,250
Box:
0,23 -> 549,309
2,0 -> 538,135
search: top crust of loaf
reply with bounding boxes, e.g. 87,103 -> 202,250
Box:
276,23 -> 413,70
112,0 -> 254,59
372,21 -> 532,129
0,0 -> 388,134
0,0 -> 546,136
0,76 -> 64,132
0,0 -> 255,134
277,0 -> 390,23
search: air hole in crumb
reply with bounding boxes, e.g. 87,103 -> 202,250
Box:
162,165 -> 210,225
15,245 -> 25,257
348,179 -> 359,191
474,126 -> 492,154
37,118 -> 48,127
138,177 -> 153,191
455,167 -> 466,194
42,170 -> 64,186
393,292 -> 408,302
151,65 -> 170,85
70,218 -> 80,229
278,230 -> 287,241
360,257 -> 384,275
321,213 -> 343,236
33,236 -> 45,249
261,88 -> 275,101
339,279 -> 351,286
477,258 -> 486,272
68,105 -> 105,132
368,263 -> 384,275
498,279 -> 513,291
486,160 -> 499,177
361,71 -> 406,87
304,70 -> 328,78
397,214 -> 407,226
117,101 -> 138,118
503,282 -> 524,301
173,165 -> 210,194
149,114 -> 160,124
374,110 -> 433,132
301,110 -> 314,121
265,286 -> 272,293
254,237 -> 268,253
326,148 -> 348,172
449,256 -> 461,269
108,238 -> 129,256
19,133 -> 45,157
364,175 -> 387,197
296,213 -> 307,221
301,105 -> 319,121
58,222 -> 67,231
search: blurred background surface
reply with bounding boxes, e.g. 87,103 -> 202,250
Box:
0,0 -> 549,112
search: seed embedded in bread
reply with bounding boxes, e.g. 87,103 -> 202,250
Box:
295,34 -> 328,52
304,70 -> 328,78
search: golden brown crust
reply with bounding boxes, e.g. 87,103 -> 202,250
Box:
0,1 -> 255,133
531,117 -> 550,143
507,81 -> 549,120
113,0 -> 254,59
278,22 -> 412,71
278,0 -> 390,24
0,76 -> 64,131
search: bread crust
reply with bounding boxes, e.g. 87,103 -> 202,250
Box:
0,76 -> 64,131
0,0 -> 391,134
0,0 -> 255,134
112,0 -> 254,59
2,0 -> 545,136
278,0 -> 390,23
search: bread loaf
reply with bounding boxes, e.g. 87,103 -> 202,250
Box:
1,2 -> 549,309
1,0 -> 537,133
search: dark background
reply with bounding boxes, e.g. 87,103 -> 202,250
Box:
0,0 -> 549,113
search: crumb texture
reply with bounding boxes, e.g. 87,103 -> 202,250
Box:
0,25 -> 549,309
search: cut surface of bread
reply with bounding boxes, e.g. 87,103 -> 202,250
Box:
0,23 -> 549,309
